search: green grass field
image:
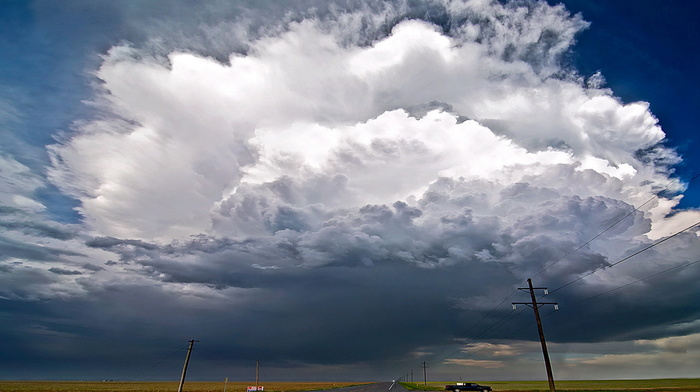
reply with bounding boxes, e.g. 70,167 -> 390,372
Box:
401,379 -> 700,392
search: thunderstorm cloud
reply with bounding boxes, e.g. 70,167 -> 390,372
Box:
1,0 -> 699,382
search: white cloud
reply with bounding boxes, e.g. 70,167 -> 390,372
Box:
459,342 -> 522,357
636,332 -> 700,354
48,3 -> 688,248
0,155 -> 46,213
561,333 -> 700,378
443,358 -> 506,368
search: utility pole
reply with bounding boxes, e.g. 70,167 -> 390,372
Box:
256,360 -> 260,388
177,340 -> 198,392
513,279 -> 558,392
420,361 -> 428,385
410,370 -> 414,383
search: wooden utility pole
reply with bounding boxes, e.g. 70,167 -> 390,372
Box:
513,279 -> 558,392
255,360 -> 260,388
177,340 -> 198,392
420,361 -> 428,385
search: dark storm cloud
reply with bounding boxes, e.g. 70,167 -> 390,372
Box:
84,180 -> 700,360
48,267 -> 82,275
97,252 -> 494,366
0,262 -> 64,301
0,235 -> 84,262
0,220 -> 76,240
85,236 -> 159,251
80,263 -> 104,272
0,206 -> 21,214
545,259 -> 700,343
26,224 -> 693,379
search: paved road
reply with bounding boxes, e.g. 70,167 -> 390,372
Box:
315,381 -> 410,392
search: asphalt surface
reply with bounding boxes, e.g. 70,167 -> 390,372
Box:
315,382 -> 410,392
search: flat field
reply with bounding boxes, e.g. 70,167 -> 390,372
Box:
0,381 -> 366,392
2,380 -> 700,392
404,379 -> 700,392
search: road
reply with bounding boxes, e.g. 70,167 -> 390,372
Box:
315,381 -> 410,392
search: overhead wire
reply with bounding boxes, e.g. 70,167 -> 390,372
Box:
423,286 -> 523,369
549,219 -> 700,295
127,344 -> 188,381
428,173 -> 699,373
550,257 -> 700,312
532,174 -> 698,279
434,257 -> 700,368
427,306 -> 530,371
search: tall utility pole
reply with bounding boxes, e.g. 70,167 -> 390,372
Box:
255,360 -> 260,388
420,361 -> 428,385
513,279 -> 558,392
177,340 -> 198,392
410,370 -> 414,383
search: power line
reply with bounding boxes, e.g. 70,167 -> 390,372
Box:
434,175 -> 700,371
425,229 -> 699,380
429,218 -> 693,369
532,174 -> 699,279
428,307 -> 528,369
427,174 -> 700,378
512,279 -> 558,392
177,339 -> 198,392
436,257 -> 700,373
513,258 -> 700,345
436,310 -> 537,370
128,344 -> 187,381
549,220 -> 700,295
420,361 -> 428,385
433,254 -> 700,377
461,289 -> 520,336
426,287 -> 521,365
552,258 -> 700,312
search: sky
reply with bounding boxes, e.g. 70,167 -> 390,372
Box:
1,0 -> 699,383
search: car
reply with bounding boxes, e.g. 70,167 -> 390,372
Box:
445,383 -> 492,392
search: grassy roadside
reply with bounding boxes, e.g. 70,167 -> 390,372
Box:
0,381 -> 369,392
2,380 -> 699,392
399,382 -> 443,391
399,379 -> 700,392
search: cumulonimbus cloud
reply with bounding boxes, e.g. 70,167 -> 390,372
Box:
0,0 -> 700,377
36,0 -> 700,373
49,1 -> 690,244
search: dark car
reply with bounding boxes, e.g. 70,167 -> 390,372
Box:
445,383 -> 492,392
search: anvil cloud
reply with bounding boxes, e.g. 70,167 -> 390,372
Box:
1,0 -> 699,382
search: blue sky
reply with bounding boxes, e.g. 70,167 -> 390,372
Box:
558,0 -> 700,208
1,0 -> 699,382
